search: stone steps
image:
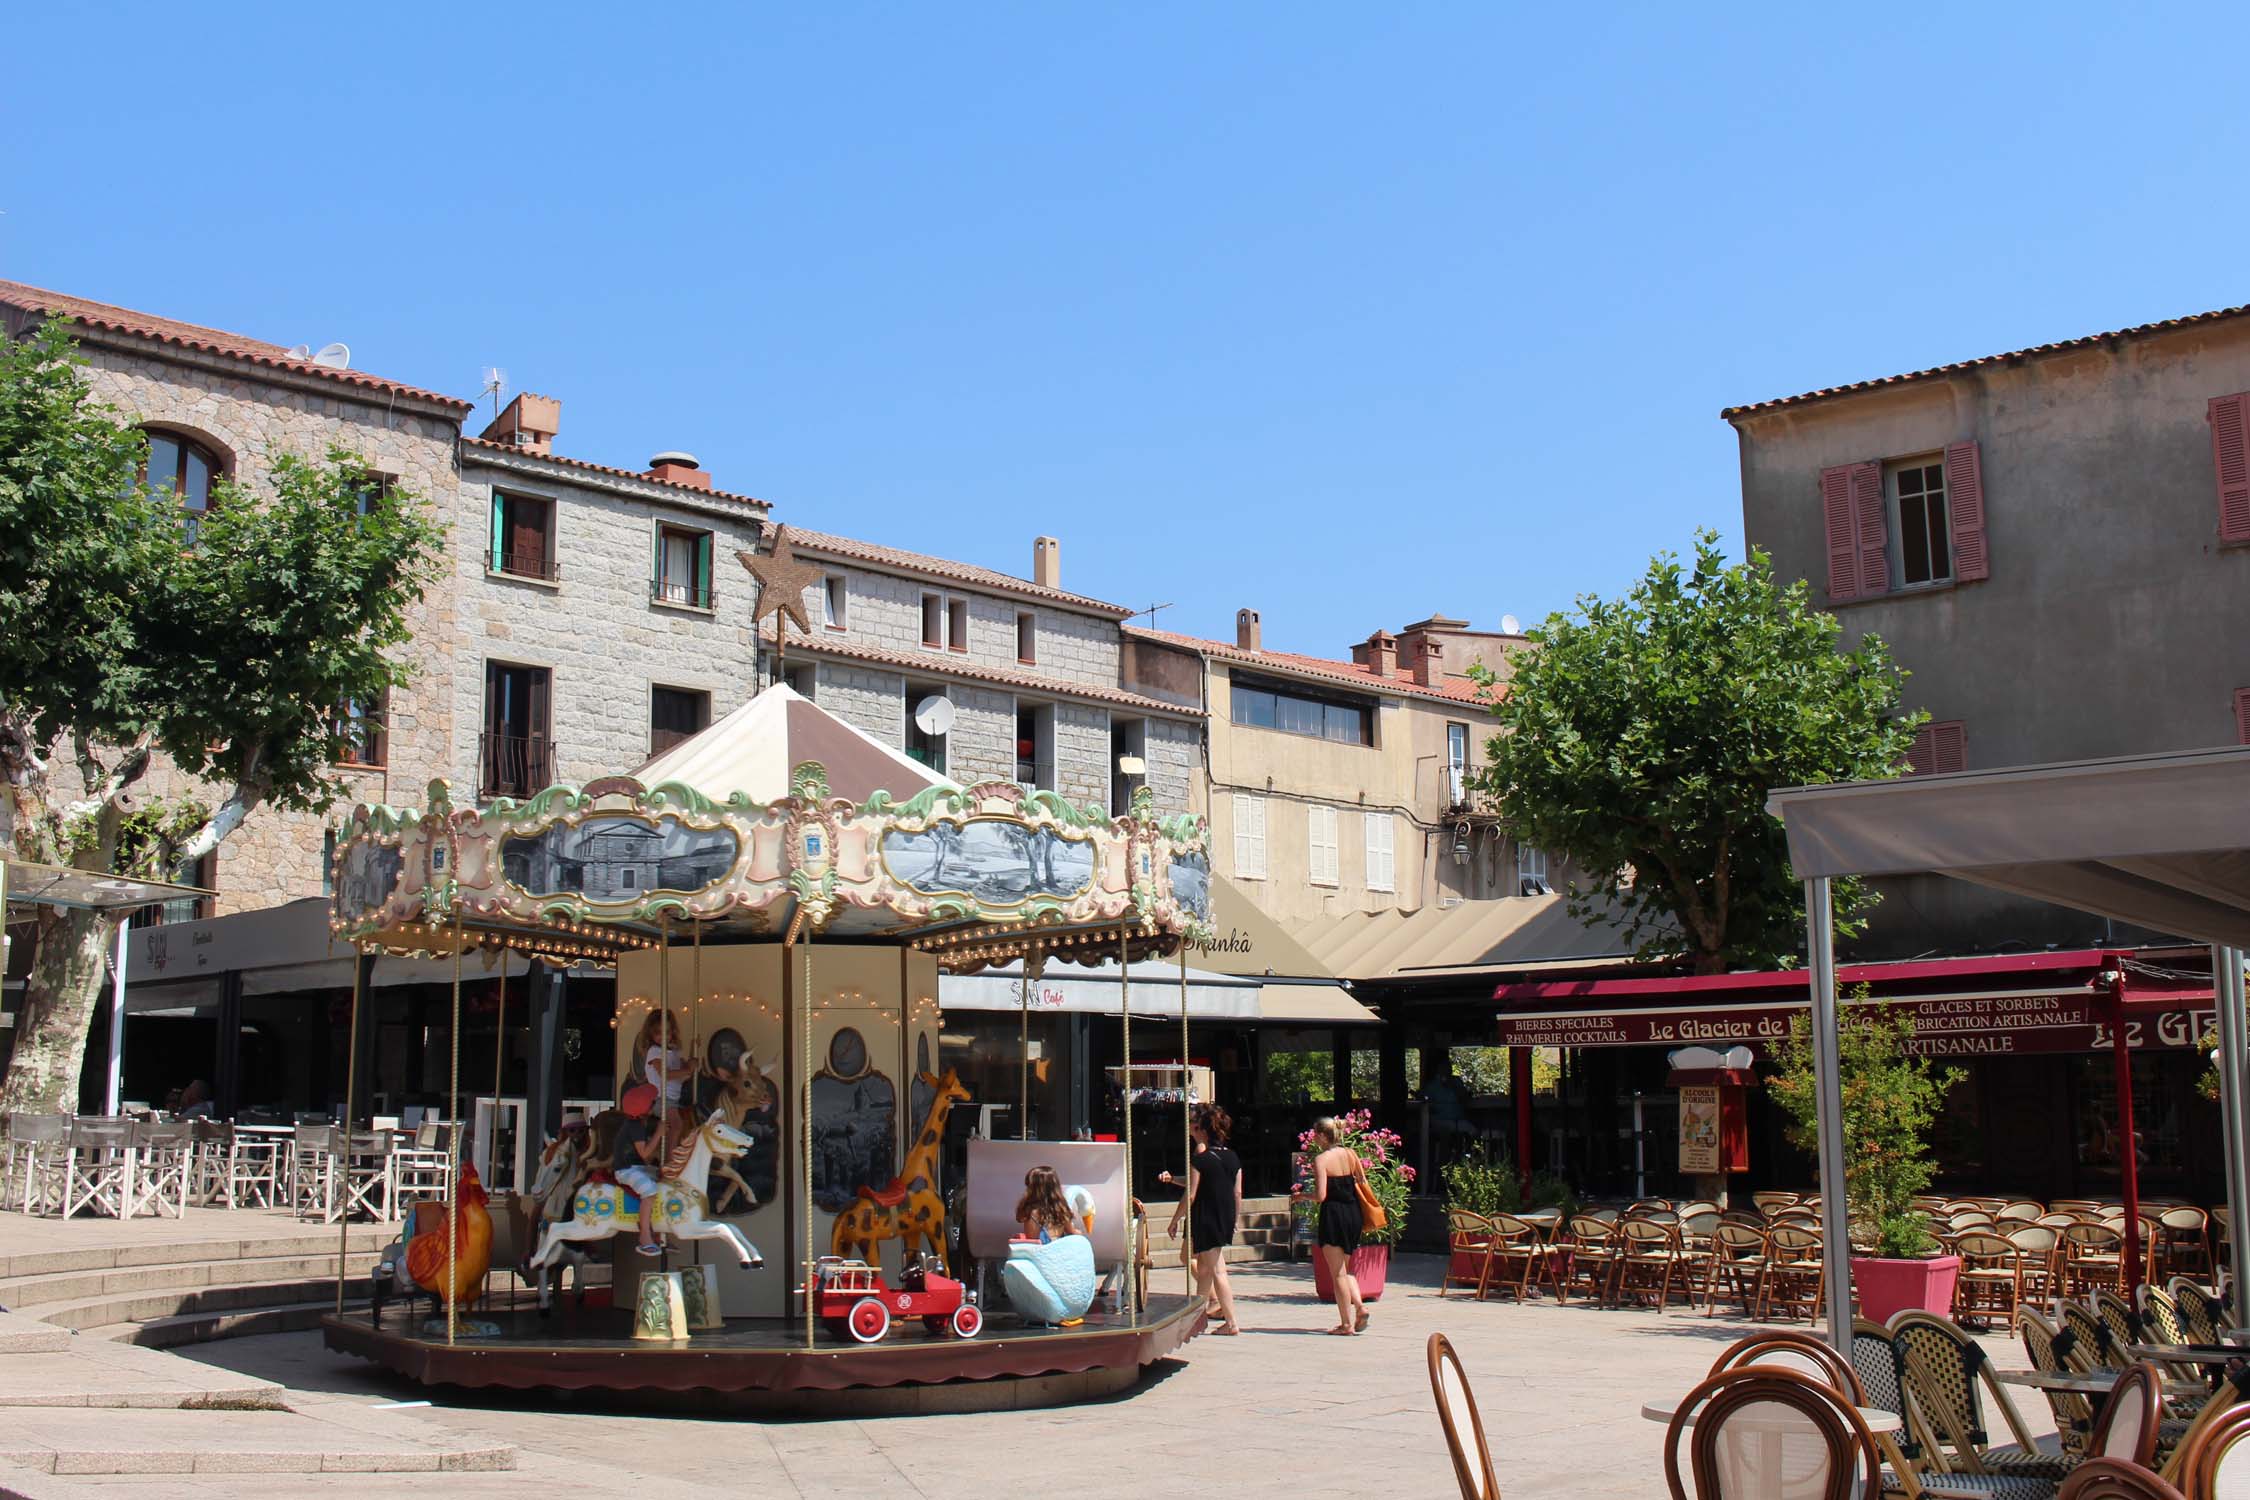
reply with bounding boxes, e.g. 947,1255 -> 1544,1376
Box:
12,1273 -> 373,1334
0,1224 -> 393,1282
0,1250 -> 381,1310
0,1405 -> 513,1476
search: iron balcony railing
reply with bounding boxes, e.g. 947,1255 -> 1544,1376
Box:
650,577 -> 714,609
493,549 -> 561,582
479,732 -> 554,798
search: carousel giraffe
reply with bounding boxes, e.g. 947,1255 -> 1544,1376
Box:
830,1069 -> 970,1273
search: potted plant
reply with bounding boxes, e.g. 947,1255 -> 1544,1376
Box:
1770,996 -> 1964,1324
1293,1110 -> 1412,1301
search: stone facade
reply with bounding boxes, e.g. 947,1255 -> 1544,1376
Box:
5,319 -> 467,917
454,447 -> 768,787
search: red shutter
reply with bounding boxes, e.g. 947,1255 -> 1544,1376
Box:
1944,440 -> 1990,581
1906,720 -> 1967,776
1820,465 -> 1860,602
1849,462 -> 1888,597
2236,688 -> 2250,746
2211,393 -> 2250,542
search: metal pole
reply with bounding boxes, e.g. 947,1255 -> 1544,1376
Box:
1019,961 -> 1031,1141
447,915 -> 462,1347
1120,927 -> 1135,1323
2213,946 -> 2250,1301
104,917 -> 128,1115
1632,1092 -> 1645,1201
1806,877 -> 1854,1346
800,930 -> 814,1349
2108,975 -> 2142,1289
1180,942 -> 1191,1298
336,947 -> 366,1315
1512,1046 -> 1534,1203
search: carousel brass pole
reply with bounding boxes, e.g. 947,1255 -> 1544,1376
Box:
691,919 -> 704,1112
799,921 -> 814,1350
657,914 -> 672,1159
448,913 -> 462,1348
1119,926 -> 1134,1324
1018,957 -> 1031,1141
492,947 -> 507,1189
1180,940 -> 1191,1298
336,945 -> 365,1316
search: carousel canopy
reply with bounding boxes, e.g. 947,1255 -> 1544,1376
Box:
330,683 -> 1212,971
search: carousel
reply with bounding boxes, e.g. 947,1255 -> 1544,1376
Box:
320,667 -> 1217,1408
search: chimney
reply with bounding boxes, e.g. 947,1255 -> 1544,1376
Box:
1410,637 -> 1445,687
646,451 -> 712,490
1236,608 -> 1262,652
1033,536 -> 1060,589
1350,630 -> 1398,678
478,392 -> 560,456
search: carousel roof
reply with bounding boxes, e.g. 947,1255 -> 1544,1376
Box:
330,684 -> 1212,972
636,684 -> 954,805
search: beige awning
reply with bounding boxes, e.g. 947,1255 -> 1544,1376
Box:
1183,872 -> 1338,980
1289,894 -> 1632,983
1255,982 -> 1379,1024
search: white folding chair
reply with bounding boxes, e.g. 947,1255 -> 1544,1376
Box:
62,1118 -> 132,1218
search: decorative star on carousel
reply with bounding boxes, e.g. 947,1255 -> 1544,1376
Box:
739,525 -> 827,637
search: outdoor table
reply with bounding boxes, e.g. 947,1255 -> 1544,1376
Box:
2225,1329 -> 2250,1346
2120,1342 -> 2246,1365
1997,1368 -> 2209,1400
1640,1398 -> 1902,1434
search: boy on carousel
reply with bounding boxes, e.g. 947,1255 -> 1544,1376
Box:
612,1083 -> 666,1257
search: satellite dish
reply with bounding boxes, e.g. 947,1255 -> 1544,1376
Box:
1500,613 -> 1522,635
912,696 -> 955,736
1116,755 -> 1147,776
283,344 -> 312,361
310,342 -> 351,369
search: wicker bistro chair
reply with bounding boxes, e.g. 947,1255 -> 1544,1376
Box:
1711,1331 -> 1867,1399
2137,1285 -> 2188,1348
1763,1225 -> 1828,1323
2021,1306 -> 2101,1457
1752,1190 -> 1803,1219
1442,1210 -> 1499,1299
1615,1218 -> 1690,1311
1558,1215 -> 1623,1305
2065,1224 -> 2130,1298
1427,1334 -> 1502,1500
1681,1208 -> 1724,1248
1702,1222 -> 1772,1318
2010,1226 -> 2064,1304
1483,1213 -> 1559,1303
2092,1290 -> 2145,1356
1889,1310 -> 2074,1485
1955,1231 -> 2030,1328
1663,1367 -> 1885,1500
2062,1301 -> 2117,1373
1996,1203 -> 2045,1226
2166,1281 -> 2229,1347
2154,1209 -> 2211,1283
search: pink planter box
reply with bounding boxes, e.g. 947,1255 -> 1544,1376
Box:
1311,1243 -> 1390,1303
1852,1253 -> 1960,1325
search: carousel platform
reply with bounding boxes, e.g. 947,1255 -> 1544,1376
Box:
323,1292 -> 1206,1414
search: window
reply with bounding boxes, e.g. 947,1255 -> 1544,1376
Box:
132,852 -> 214,928
947,598 -> 969,654
1888,457 -> 1952,588
1905,719 -> 1967,777
347,469 -> 395,516
1015,703 -> 1054,790
1017,611 -> 1037,665
652,524 -> 714,609
481,661 -> 552,796
489,493 -> 558,581
1228,673 -> 1372,745
322,829 -> 336,897
1308,805 -> 1339,887
906,685 -> 948,773
649,685 -> 710,757
2208,392 -> 2250,542
143,430 -> 223,540
1232,794 -> 1267,880
334,689 -> 388,767
1364,813 -> 1395,893
781,661 -> 816,698
1515,843 -> 1549,896
922,593 -> 945,648
822,576 -> 848,631
1110,717 -> 1147,816
1446,722 -> 1470,805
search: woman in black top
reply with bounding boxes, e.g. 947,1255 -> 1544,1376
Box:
1161,1103 -> 1242,1334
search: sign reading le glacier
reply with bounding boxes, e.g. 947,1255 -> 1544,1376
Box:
1494,991 -> 2213,1057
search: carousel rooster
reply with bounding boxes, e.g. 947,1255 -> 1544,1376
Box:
406,1162 -> 493,1314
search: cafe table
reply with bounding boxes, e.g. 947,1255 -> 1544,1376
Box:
1997,1369 -> 2208,1399
1641,1398 -> 1902,1433
2119,1342 -> 2246,1366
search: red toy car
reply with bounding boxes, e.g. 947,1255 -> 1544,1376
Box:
809,1254 -> 983,1343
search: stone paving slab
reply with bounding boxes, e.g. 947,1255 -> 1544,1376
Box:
0,1338 -> 282,1408
0,1313 -> 68,1354
0,1408 -> 513,1475
0,1447 -> 663,1499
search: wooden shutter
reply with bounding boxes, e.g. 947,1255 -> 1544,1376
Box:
1906,720 -> 1967,776
367,690 -> 388,767
1850,462 -> 1889,597
490,493 -> 507,571
650,523 -> 662,596
1309,806 -> 1338,886
1232,794 -> 1266,879
2236,688 -> 2250,746
1820,465 -> 1859,602
2211,394 -> 2250,542
1364,813 -> 1394,893
1944,440 -> 1990,581
509,501 -> 548,575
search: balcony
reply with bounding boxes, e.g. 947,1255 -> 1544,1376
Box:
479,732 -> 554,798
493,550 -> 561,583
651,577 -> 714,610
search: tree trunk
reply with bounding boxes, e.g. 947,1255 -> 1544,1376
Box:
0,907 -> 114,1115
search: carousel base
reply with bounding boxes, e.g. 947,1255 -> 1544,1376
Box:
322,1292 -> 1206,1416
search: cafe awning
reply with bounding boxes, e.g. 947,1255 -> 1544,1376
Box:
3,859 -> 212,914
940,960 -> 1376,1025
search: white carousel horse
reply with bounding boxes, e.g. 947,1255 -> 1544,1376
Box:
524,1130 -> 593,1309
528,1112 -> 764,1307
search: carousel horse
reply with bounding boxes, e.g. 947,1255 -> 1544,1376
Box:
528,1111 -> 764,1306
523,1126 -> 594,1310
829,1070 -> 970,1274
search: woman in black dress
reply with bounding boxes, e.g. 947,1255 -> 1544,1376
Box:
1311,1117 -> 1368,1335
1161,1103 -> 1242,1334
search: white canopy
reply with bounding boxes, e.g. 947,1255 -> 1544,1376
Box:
635,683 -> 956,805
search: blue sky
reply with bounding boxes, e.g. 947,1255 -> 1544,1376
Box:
4,6 -> 2242,655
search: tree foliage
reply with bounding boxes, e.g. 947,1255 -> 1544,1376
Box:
1469,530 -> 1921,974
0,320 -> 446,1112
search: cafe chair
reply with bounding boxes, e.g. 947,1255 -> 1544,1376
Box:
1953,1231 -> 2029,1328
1890,1310 -> 2070,1483
1710,1331 -> 1867,1401
2020,1306 -> 2101,1458
1761,1226 -> 1827,1323
1441,1210 -> 1498,1299
1427,1333 -> 1501,1500
2055,1465 -> 2184,1500
2136,1285 -> 2187,1348
2062,1302 -> 2116,1373
1615,1218 -> 1689,1311
1701,1222 -> 1772,1318
2065,1224 -> 2129,1298
1484,1213 -> 1559,1304
1559,1214 -> 1623,1305
1663,1367 -> 1883,1500
2165,1281 -> 2228,1347
2169,1399 -> 2250,1500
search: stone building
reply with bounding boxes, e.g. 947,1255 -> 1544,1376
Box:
0,280 -> 472,917
1726,299 -> 2250,958
768,530 -> 1202,814
454,395 -> 770,791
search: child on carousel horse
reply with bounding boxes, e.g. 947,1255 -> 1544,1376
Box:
611,1084 -> 667,1257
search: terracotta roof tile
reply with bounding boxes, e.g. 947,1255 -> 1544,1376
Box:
459,435 -> 767,510
1721,301 -> 2250,419
1123,626 -> 1497,705
761,624 -> 1192,716
0,279 -> 472,411
781,527 -> 1132,617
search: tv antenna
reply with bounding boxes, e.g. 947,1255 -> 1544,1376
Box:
1133,601 -> 1173,630
480,367 -> 507,421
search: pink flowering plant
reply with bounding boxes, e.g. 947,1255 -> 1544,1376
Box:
1291,1109 -> 1412,1246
